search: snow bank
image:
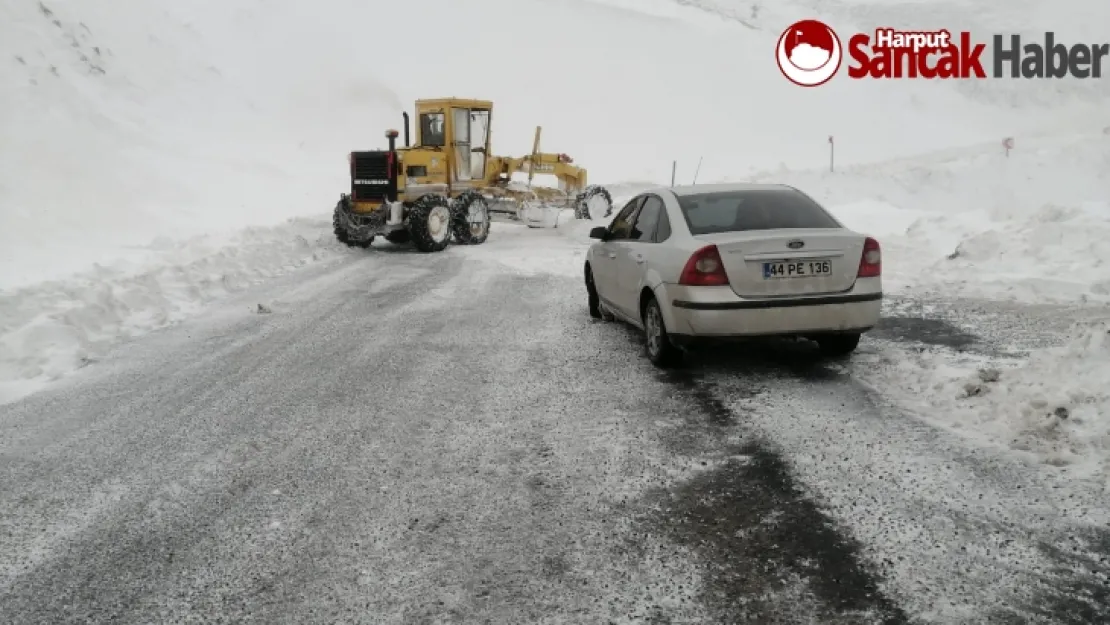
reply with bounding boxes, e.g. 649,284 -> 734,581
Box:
748,130 -> 1110,305
0,218 -> 350,405
852,321 -> 1110,481
940,201 -> 1110,303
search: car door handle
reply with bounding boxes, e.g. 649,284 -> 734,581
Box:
607,252 -> 617,258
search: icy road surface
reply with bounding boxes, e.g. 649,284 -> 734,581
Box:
1,227 -> 1108,624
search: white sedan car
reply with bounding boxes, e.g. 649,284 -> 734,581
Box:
584,183 -> 882,367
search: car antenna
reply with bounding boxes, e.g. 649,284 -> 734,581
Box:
691,157 -> 703,184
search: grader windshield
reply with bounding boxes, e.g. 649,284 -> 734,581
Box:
419,113 -> 445,147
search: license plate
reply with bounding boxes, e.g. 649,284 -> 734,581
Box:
763,259 -> 832,279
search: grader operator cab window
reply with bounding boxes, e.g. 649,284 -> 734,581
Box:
420,112 -> 445,147
469,109 -> 490,180
450,107 -> 491,181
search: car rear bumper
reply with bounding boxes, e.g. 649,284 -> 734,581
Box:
657,279 -> 882,340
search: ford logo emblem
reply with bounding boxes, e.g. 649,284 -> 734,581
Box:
787,240 -> 804,249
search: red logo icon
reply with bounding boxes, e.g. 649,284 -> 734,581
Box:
776,20 -> 843,86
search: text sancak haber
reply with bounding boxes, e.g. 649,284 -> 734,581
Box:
847,29 -> 1109,79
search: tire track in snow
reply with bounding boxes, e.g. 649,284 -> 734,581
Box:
668,332 -> 1110,621
605,324 -> 909,622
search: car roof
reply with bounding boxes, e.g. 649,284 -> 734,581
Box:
666,182 -> 797,196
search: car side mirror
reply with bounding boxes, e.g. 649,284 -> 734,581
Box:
589,227 -> 609,240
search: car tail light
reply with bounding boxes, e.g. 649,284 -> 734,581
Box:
679,245 -> 729,286
857,237 -> 881,277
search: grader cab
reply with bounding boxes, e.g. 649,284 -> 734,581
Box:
333,97 -> 613,252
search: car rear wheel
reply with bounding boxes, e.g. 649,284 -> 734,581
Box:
585,266 -> 614,321
643,297 -> 682,368
585,266 -> 602,319
817,333 -> 861,357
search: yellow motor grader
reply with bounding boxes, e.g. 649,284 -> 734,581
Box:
333,97 -> 613,252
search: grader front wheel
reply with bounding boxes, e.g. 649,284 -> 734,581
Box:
574,185 -> 613,220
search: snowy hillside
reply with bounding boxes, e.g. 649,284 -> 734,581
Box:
2,0 -> 1110,405
5,0 -> 1109,285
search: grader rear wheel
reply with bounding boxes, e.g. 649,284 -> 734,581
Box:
405,194 -> 453,253
450,191 -> 491,245
333,196 -> 373,248
332,200 -> 350,244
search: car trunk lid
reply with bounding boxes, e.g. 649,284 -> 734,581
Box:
696,229 -> 863,298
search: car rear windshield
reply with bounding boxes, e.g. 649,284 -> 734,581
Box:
676,189 -> 841,235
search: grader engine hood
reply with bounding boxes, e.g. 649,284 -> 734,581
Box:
349,150 -> 397,207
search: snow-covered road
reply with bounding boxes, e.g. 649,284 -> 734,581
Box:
5,0 -> 1110,619
1,227 -> 1107,623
